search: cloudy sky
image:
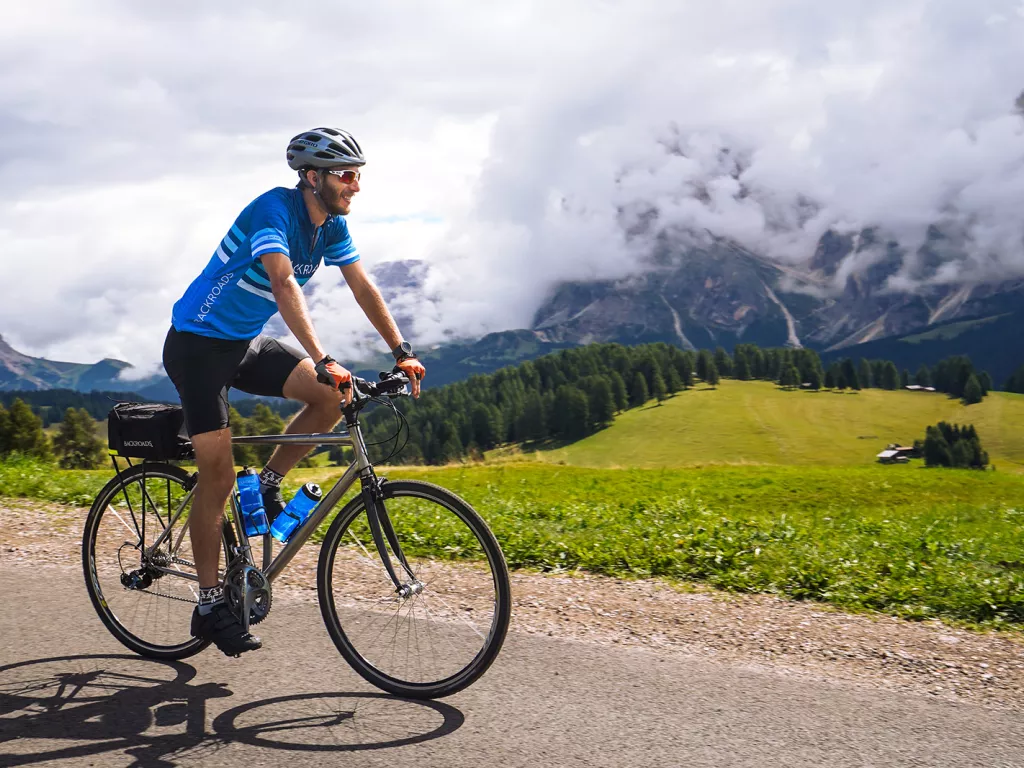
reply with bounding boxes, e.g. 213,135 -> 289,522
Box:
1,0 -> 1022,374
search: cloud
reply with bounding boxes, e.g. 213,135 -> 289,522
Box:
0,0 -> 1022,370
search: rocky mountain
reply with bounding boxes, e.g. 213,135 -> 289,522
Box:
530,230 -> 1024,355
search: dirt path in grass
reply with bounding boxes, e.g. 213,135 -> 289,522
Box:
4,495 -> 1023,711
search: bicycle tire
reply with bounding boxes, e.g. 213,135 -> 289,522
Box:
82,462 -> 232,660
317,479 -> 511,699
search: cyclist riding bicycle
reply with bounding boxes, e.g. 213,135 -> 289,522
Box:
162,127 -> 426,657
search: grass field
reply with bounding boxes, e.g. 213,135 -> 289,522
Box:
4,455 -> 1023,630
517,381 -> 1024,471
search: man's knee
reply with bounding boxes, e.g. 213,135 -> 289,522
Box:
192,429 -> 236,495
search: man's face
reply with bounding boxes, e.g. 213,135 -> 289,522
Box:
316,165 -> 361,216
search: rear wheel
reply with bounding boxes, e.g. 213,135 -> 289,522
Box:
317,480 -> 511,699
82,462 -> 233,660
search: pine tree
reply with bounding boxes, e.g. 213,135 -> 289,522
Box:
900,369 -> 910,389
249,403 -> 286,464
705,361 -> 720,388
923,426 -> 952,467
962,374 -> 983,405
858,359 -> 873,389
229,407 -> 260,467
881,361 -> 900,391
630,373 -> 649,408
950,440 -> 972,469
713,347 -> 733,378
1006,364 -> 1024,394
666,365 -> 683,395
824,367 -> 836,389
652,371 -> 668,404
0,403 -> 10,456
915,365 -> 932,387
54,407 -> 105,469
516,391 -> 547,441
734,356 -> 751,381
806,367 -> 822,390
553,386 -> 590,439
588,377 -> 616,426
841,359 -> 860,390
471,404 -> 502,449
609,371 -> 629,411
979,371 -> 992,395
695,350 -> 710,382
6,399 -> 51,460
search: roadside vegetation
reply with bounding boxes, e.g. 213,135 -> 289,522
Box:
4,455 -> 1023,630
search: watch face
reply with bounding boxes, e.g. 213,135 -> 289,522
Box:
394,341 -> 413,359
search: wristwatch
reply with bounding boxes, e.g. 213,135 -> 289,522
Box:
391,341 -> 415,361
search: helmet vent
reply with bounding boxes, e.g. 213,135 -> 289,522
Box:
313,151 -> 336,159
320,128 -> 340,136
327,142 -> 346,153
304,134 -> 322,142
287,144 -> 306,152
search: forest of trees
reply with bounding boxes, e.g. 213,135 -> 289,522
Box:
358,342 -> 999,465
1006,364 -> 1024,394
0,340 -> 1008,469
0,389 -> 144,426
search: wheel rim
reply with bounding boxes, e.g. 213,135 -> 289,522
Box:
326,490 -> 505,689
87,470 -> 203,652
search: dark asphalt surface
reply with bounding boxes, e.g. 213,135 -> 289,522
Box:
2,566 -> 1023,768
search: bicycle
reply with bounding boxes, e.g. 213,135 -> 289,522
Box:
82,371 -> 512,699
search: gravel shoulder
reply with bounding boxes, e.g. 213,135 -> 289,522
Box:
4,496 -> 1023,711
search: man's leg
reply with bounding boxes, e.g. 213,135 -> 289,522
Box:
189,428 -> 235,587
187,426 -> 263,656
262,358 -> 344,475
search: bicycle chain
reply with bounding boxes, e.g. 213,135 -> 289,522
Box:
126,585 -> 198,604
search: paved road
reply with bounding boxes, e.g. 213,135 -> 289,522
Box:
1,565 -> 1022,768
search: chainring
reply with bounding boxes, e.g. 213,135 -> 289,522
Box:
224,563 -> 272,626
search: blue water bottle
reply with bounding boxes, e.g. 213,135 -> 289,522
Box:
270,483 -> 322,543
236,468 -> 269,537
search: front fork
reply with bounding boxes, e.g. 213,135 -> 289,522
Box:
361,474 -> 421,597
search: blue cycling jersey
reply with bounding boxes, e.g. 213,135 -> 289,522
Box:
171,186 -> 359,340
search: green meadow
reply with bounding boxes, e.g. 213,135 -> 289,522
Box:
523,380 -> 1024,471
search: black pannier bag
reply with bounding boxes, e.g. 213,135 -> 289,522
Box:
108,403 -> 193,461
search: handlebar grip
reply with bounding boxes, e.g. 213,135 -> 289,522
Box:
317,372 -> 352,391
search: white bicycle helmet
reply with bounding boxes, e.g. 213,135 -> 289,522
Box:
286,127 -> 365,170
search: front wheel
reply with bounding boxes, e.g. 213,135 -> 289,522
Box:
317,480 -> 511,699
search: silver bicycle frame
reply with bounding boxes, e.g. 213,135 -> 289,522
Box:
145,419 -> 378,584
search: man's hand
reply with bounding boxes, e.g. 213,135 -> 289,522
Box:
396,357 -> 425,398
315,355 -> 354,405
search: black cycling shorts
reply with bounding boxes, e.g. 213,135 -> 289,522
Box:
162,327 -> 306,437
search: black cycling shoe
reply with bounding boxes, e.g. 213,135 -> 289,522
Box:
262,486 -> 286,525
191,602 -> 262,657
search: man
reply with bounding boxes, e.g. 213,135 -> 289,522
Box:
163,127 -> 426,656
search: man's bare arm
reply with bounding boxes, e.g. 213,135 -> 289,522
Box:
263,252 -> 327,362
340,261 -> 403,350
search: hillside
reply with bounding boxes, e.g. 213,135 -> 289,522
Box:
524,380 -> 1024,471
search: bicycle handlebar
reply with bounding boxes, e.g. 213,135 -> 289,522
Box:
316,366 -> 411,402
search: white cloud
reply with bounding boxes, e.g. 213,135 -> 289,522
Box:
0,0 -> 1022,370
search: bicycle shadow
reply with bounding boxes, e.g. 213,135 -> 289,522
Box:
0,654 -> 464,767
